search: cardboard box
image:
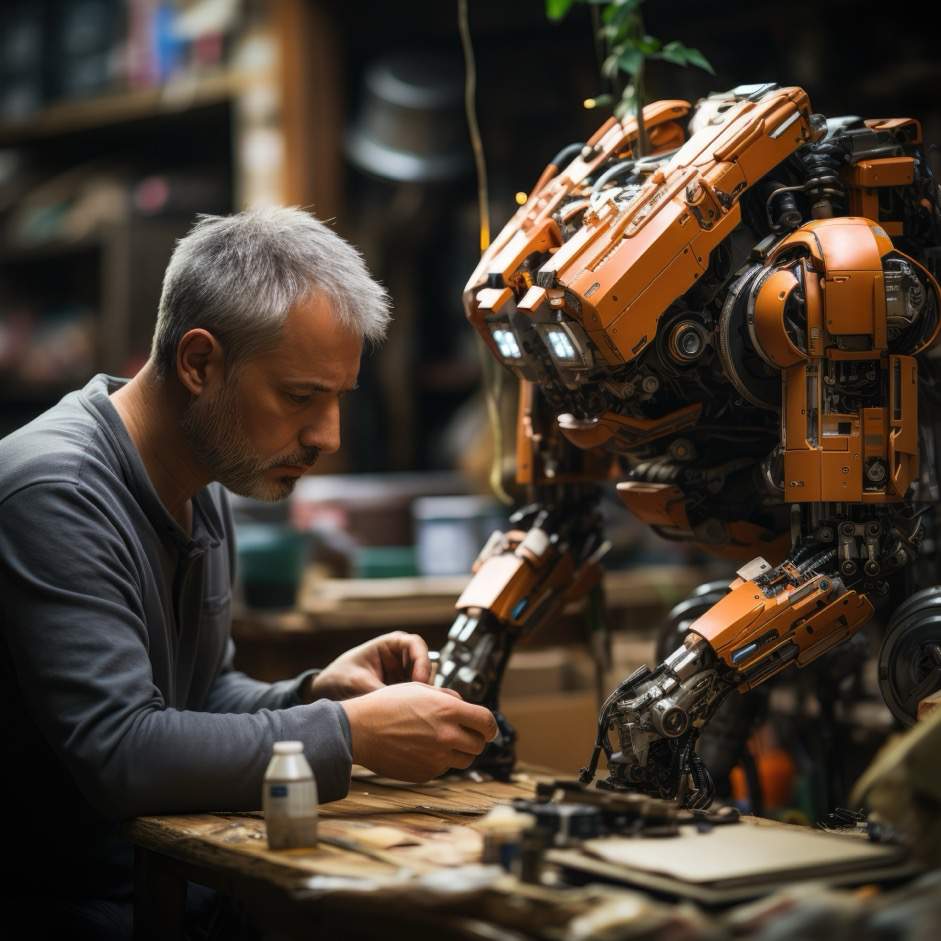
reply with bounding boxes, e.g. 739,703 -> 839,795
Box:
501,647 -> 587,698
496,646 -> 603,776
497,640 -> 667,777
502,689 -> 601,777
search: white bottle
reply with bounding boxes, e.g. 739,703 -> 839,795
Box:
263,740 -> 318,850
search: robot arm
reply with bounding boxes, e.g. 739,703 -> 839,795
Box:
580,501 -> 925,807
433,496 -> 608,776
434,383 -> 613,777
579,554 -> 878,807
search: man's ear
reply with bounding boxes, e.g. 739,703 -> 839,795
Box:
176,329 -> 224,395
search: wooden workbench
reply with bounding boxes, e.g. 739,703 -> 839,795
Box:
121,766 -> 926,941
123,768 -> 556,940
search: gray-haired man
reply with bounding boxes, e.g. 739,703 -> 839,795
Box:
0,206 -> 496,937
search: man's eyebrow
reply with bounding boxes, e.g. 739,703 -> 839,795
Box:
290,381 -> 360,394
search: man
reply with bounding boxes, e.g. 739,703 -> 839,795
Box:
0,206 -> 497,935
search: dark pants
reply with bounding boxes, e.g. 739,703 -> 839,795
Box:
41,883 -> 260,940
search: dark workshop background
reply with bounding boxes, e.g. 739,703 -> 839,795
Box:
1,0 -> 937,472
1,0 -> 937,817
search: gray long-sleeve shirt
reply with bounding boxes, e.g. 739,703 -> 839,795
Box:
0,374 -> 352,899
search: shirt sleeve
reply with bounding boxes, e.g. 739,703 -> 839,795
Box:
204,652 -> 317,713
0,481 -> 353,819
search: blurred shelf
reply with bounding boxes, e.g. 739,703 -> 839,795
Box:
0,69 -> 269,146
231,563 -> 709,680
0,218 -> 184,396
0,234 -> 102,262
234,564 -> 707,634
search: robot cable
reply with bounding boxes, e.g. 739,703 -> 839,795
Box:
458,0 -> 514,506
457,0 -> 489,256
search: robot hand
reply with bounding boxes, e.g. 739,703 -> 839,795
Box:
579,626 -> 729,808
578,513 -> 925,806
433,497 -> 609,777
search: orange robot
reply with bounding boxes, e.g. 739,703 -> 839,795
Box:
433,84 -> 941,806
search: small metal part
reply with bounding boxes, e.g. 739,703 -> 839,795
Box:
736,558 -> 772,581
510,799 -> 602,845
650,699 -> 689,737
866,459 -> 888,483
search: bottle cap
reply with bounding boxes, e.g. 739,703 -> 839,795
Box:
273,740 -> 304,754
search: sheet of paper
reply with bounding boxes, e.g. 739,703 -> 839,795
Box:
581,821 -> 903,886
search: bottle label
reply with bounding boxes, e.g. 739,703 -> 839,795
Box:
265,779 -> 317,816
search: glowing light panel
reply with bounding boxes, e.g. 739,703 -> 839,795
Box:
490,327 -> 522,360
545,327 -> 579,362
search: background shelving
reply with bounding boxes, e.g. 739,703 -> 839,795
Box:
1,0 -> 937,469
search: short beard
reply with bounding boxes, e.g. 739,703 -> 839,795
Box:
180,376 -> 320,502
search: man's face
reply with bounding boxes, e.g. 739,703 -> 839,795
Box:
181,294 -> 363,501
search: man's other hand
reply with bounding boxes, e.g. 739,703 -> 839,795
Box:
306,631 -> 432,701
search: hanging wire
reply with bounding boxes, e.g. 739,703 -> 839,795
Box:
458,0 -> 489,256
458,0 -> 514,506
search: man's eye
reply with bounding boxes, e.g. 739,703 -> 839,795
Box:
287,392 -> 312,404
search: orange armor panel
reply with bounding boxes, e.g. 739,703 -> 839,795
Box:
689,571 -> 875,691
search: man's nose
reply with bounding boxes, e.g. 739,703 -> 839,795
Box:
300,404 -> 341,454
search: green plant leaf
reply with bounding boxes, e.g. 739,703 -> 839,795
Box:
615,84 -> 637,119
545,0 -> 576,21
636,33 -> 661,54
656,40 -> 715,73
604,0 -> 646,25
601,52 -> 623,80
551,0 -> 717,145
616,47 -> 644,75
683,46 -> 716,74
657,40 -> 690,66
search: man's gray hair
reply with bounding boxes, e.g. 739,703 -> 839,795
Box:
151,206 -> 391,378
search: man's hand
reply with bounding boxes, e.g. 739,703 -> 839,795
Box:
340,683 -> 499,781
305,631 -> 431,701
